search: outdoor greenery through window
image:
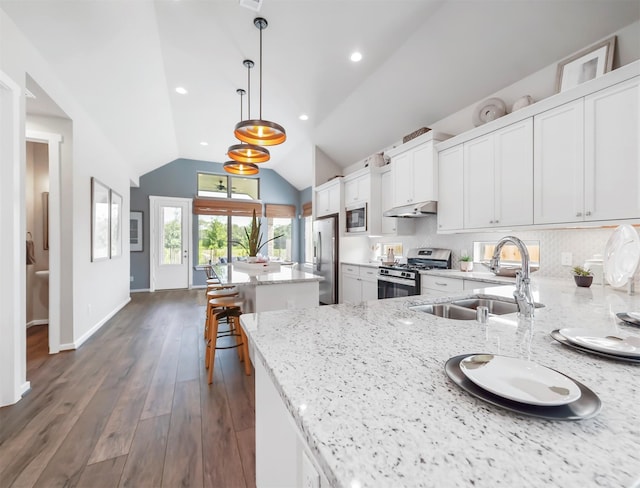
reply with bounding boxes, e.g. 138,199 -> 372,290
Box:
162,206 -> 183,264
198,215 -> 261,265
197,173 -> 259,200
267,218 -> 292,262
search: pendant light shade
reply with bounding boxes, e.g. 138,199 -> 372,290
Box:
234,17 -> 286,146
226,80 -> 270,166
223,160 -> 259,175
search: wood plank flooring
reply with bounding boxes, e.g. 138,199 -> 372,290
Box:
0,290 -> 255,488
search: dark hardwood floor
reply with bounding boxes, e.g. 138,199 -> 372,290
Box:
0,290 -> 256,488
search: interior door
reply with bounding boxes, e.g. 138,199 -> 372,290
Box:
150,197 -> 191,290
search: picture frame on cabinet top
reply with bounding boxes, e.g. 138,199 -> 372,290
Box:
555,36 -> 615,93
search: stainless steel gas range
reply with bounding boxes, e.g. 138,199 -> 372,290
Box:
378,248 -> 452,299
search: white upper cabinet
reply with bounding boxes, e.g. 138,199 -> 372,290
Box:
387,132 -> 446,209
314,178 -> 342,218
584,77 -> 639,221
344,172 -> 370,205
534,76 -> 639,224
437,145 -> 464,232
380,168 -> 414,235
464,119 -> 533,229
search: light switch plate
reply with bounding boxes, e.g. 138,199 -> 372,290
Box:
561,252 -> 573,266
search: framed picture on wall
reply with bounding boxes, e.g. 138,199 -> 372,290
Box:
130,211 -> 143,252
91,177 -> 110,262
110,189 -> 122,258
555,36 -> 616,93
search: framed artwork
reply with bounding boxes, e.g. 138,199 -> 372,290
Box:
110,189 -> 122,258
555,36 -> 616,93
91,177 -> 110,262
130,211 -> 143,252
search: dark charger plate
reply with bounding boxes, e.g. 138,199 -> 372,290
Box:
550,329 -> 640,364
445,354 -> 602,421
616,312 -> 640,328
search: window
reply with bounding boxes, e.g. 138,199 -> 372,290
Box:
197,173 -> 259,200
198,215 -> 228,265
162,206 -> 183,265
267,217 -> 292,261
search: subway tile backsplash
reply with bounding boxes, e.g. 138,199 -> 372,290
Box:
372,217 -> 631,280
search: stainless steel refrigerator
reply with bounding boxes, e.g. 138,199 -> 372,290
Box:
313,214 -> 339,305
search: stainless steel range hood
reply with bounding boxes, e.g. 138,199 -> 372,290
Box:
383,201 -> 437,218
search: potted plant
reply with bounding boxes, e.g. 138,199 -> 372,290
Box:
234,209 -> 283,262
572,266 -> 593,288
460,255 -> 473,272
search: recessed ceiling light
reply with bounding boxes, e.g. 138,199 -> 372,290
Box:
175,86 -> 188,95
350,52 -> 362,62
299,114 -> 309,121
200,141 -> 208,146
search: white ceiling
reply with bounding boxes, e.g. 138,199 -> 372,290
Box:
3,0 -> 639,190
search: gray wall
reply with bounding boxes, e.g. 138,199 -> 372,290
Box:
130,158 -> 303,290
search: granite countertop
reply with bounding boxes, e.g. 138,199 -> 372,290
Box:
213,264 -> 322,286
424,268 -> 516,285
341,261 -> 382,269
241,277 -> 640,487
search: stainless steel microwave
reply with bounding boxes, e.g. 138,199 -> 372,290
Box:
345,203 -> 367,233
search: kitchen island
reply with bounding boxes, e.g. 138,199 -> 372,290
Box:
241,278 -> 640,487
212,264 -> 322,313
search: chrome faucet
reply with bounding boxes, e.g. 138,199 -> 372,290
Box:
490,236 -> 535,318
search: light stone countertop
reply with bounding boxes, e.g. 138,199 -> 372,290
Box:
341,261 -> 382,269
212,264 -> 322,286
424,268 -> 516,286
241,277 -> 640,487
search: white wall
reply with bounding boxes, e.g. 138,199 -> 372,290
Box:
0,10 -> 132,405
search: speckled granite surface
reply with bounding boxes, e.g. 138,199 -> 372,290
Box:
241,278 -> 640,487
213,264 -> 322,285
424,269 -> 516,286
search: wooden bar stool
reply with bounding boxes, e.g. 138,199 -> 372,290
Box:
205,301 -> 251,384
204,287 -> 239,339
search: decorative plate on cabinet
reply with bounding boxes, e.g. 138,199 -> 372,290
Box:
472,97 -> 507,127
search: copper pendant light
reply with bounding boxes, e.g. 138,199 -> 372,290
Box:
223,160 -> 259,175
234,17 -> 286,146
226,68 -> 270,166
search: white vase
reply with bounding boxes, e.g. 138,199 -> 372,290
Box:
460,261 -> 473,272
247,256 -> 259,263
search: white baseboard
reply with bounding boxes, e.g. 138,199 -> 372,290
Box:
130,288 -> 151,293
20,381 -> 31,397
26,319 -> 48,328
61,297 -> 131,351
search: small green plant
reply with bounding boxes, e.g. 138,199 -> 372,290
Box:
233,209 -> 283,257
572,265 -> 592,277
460,255 -> 472,262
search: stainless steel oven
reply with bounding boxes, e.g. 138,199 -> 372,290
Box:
377,248 -> 452,299
378,268 -> 419,298
345,203 -> 367,233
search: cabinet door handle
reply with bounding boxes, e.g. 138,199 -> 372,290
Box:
435,282 -> 448,287
494,220 -> 499,224
489,220 -> 494,224
585,211 -> 592,216
576,212 -> 582,217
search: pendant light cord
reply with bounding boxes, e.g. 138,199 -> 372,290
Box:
259,24 -> 263,120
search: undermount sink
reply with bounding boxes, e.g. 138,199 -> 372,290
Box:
410,295 -> 544,320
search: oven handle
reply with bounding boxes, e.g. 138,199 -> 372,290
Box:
377,275 -> 416,286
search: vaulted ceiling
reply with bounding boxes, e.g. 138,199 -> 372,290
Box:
3,0 -> 639,189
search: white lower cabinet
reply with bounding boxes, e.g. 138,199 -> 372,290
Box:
341,264 -> 379,302
420,275 -> 464,296
256,354 -> 331,488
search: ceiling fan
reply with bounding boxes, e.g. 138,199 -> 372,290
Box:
216,179 -> 237,192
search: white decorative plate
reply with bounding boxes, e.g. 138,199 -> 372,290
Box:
459,354 -> 581,406
559,328 -> 640,358
603,224 -> 640,288
472,98 -> 507,127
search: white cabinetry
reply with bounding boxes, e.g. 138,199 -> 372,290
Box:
463,119 -> 533,229
344,171 -> 370,204
535,77 -> 640,224
421,275 -> 464,296
380,168 -> 415,235
341,264 -> 378,303
314,178 -> 342,218
437,145 -> 464,232
387,132 -> 447,208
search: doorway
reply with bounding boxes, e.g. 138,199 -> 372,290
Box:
149,196 -> 192,290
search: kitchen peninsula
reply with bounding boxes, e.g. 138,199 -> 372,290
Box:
213,264 -> 322,313
241,278 -> 640,487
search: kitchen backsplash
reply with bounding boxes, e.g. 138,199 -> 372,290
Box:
361,216 -> 638,281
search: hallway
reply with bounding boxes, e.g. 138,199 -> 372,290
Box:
0,290 -> 255,487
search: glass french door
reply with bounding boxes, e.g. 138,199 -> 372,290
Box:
150,197 -> 191,290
